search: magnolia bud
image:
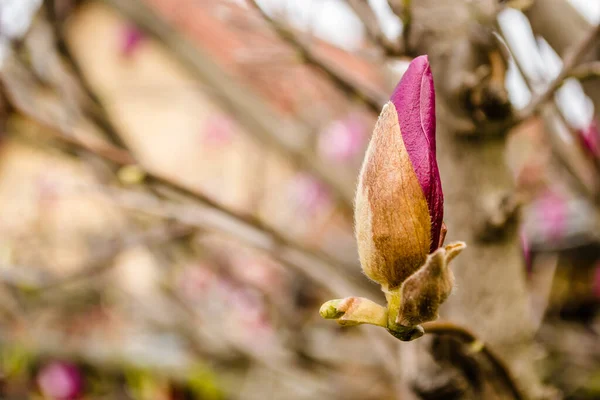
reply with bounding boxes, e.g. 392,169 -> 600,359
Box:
320,56 -> 465,343
355,55 -> 444,289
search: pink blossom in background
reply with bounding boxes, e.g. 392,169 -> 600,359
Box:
318,113 -> 366,162
230,256 -> 282,294
287,173 -> 331,216
578,119 -> 600,159
228,288 -> 273,339
177,263 -> 216,303
37,362 -> 82,400
35,173 -> 60,209
202,114 -> 236,146
536,190 -> 567,244
120,24 -> 145,57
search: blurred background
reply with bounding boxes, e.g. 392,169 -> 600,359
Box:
0,0 -> 599,399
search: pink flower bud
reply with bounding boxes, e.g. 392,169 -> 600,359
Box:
536,190 -> 567,245
355,55 -> 444,289
37,362 -> 82,400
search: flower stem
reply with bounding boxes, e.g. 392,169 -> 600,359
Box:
384,289 -> 425,341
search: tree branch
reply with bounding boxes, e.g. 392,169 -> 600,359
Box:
345,0 -> 404,56
570,61 -> 600,82
0,54 -> 377,300
524,0 -> 600,122
44,0 -> 128,149
517,23 -> 600,120
101,0 -> 358,214
247,0 -> 388,113
500,21 -> 600,201
422,321 -> 525,400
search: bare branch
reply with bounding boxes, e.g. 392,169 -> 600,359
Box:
33,224 -> 194,292
517,24 -> 600,120
387,0 -> 410,26
524,0 -> 600,122
569,61 -> 600,82
345,0 -> 403,55
247,0 -> 388,113
101,186 -> 374,298
422,321 -> 525,400
0,48 -> 377,297
101,0 -> 361,214
498,22 -> 600,201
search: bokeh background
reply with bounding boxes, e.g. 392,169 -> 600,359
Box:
0,0 -> 599,399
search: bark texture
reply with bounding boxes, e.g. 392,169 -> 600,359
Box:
400,1 -> 554,398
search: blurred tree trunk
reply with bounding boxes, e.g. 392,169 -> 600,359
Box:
399,1 -> 552,399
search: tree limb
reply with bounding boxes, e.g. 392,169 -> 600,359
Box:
422,321 -> 525,400
517,23 -> 600,120
102,0 -> 358,214
247,0 -> 388,113
524,0 -> 600,122
345,0 -> 404,56
0,54 -> 378,300
570,61 -> 600,82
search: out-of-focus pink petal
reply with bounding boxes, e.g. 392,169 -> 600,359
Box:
288,173 -> 330,216
37,362 -> 82,400
578,119 -> 600,159
520,229 -> 532,274
120,24 -> 145,57
202,114 -> 236,146
318,114 -> 366,162
390,55 -> 443,251
537,190 -> 567,244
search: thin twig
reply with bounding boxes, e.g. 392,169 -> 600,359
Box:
345,0 -> 404,56
247,0 -> 388,113
422,321 -> 525,400
44,0 -> 128,148
102,0 -> 358,213
517,24 -> 600,120
33,224 -> 195,292
0,52 -> 373,297
386,0 -> 411,52
162,285 -> 339,396
569,61 -> 600,82
98,186 -> 374,298
387,0 -> 410,26
497,21 -> 600,201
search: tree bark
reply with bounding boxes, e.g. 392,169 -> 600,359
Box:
400,1 -> 554,398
